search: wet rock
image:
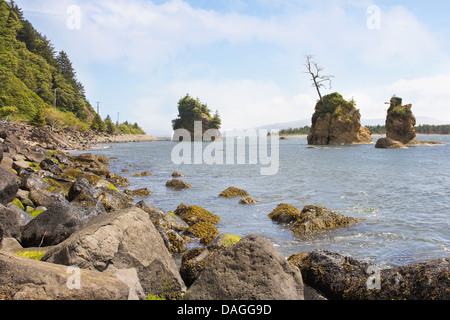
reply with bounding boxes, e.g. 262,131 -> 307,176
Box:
184,221 -> 219,246
172,171 -> 186,177
218,186 -> 249,198
238,196 -> 258,204
43,207 -> 186,299
375,137 -> 406,149
268,203 -> 301,223
290,205 -> 364,235
289,250 -> 450,300
184,234 -> 304,300
124,188 -> 152,197
166,179 -> 192,190
106,173 -> 130,187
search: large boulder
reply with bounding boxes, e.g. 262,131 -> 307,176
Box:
0,204 -> 21,241
20,173 -> 51,191
0,251 -> 129,300
183,234 -> 304,300
0,166 -> 19,206
289,250 -> 450,300
307,93 -> 374,146
21,201 -> 103,247
42,207 -> 186,299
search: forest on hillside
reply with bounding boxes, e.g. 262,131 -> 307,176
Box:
0,1 -> 145,135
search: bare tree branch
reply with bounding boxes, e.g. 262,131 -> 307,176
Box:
303,54 -> 334,103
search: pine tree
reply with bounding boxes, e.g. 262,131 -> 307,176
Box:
29,108 -> 46,127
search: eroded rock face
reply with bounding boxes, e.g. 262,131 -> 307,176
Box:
183,234 -> 304,300
385,97 -> 418,145
307,93 -> 374,146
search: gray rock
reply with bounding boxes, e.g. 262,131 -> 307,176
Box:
0,204 -> 21,241
24,150 -> 47,164
43,207 -> 186,299
0,251 -> 129,300
21,201 -> 102,248
0,166 -> 19,205
184,234 -> 304,300
29,189 -> 68,208
21,173 -> 50,191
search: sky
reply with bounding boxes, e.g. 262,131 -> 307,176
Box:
14,0 -> 450,136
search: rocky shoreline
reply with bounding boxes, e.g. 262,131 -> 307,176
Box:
0,122 -> 448,300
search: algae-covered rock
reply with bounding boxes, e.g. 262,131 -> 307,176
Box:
184,221 -> 219,245
291,205 -> 364,235
238,196 -> 258,204
218,186 -> 249,198
268,203 -> 301,223
166,179 -> 191,190
124,188 -> 152,197
174,204 -> 220,226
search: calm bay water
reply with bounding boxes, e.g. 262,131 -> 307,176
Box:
78,135 -> 450,267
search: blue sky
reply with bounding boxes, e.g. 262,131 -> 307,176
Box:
15,0 -> 450,136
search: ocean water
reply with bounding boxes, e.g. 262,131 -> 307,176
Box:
77,135 -> 450,267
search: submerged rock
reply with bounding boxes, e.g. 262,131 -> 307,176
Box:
238,196 -> 258,204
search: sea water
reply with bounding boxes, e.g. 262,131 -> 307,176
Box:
77,135 -> 450,267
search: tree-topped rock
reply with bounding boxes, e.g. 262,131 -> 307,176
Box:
307,93 -> 373,145
376,97 -> 418,148
172,94 -> 222,141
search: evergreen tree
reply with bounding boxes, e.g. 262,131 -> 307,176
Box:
29,108 -> 46,127
91,113 -> 106,132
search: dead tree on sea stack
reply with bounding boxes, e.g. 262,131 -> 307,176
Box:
304,55 -> 334,104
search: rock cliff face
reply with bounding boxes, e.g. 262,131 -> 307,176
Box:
376,97 -> 418,149
307,93 -> 373,145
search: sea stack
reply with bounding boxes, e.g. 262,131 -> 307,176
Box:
307,93 -> 373,146
375,97 -> 418,149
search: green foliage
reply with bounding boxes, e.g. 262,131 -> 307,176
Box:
29,107 -> 46,127
415,124 -> 450,135
115,120 -> 146,135
90,113 -> 106,132
311,92 -> 356,125
172,94 -> 221,132
277,126 -> 311,135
